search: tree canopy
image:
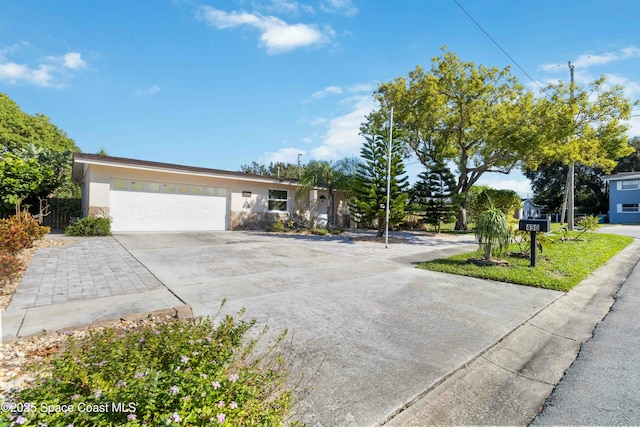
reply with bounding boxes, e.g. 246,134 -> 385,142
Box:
530,75 -> 635,171
0,93 -> 79,215
364,49 -> 636,229
365,49 -> 539,229
240,161 -> 302,179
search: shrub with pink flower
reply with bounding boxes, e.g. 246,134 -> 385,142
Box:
0,312 -> 297,426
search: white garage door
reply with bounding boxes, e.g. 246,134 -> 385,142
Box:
109,178 -> 228,232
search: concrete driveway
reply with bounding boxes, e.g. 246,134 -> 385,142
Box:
114,231 -> 561,426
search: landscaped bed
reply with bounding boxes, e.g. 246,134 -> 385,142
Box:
418,231 -> 633,292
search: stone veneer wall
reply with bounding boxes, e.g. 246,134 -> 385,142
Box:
88,206 -> 110,217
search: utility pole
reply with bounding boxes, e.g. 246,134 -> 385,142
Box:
567,61 -> 575,231
297,153 -> 302,180
385,107 -> 393,249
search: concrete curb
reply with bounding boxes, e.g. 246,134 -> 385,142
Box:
2,305 -> 193,345
383,239 -> 640,426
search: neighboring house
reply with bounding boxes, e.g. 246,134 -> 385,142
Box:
515,198 -> 542,219
602,171 -> 640,224
72,153 -> 349,232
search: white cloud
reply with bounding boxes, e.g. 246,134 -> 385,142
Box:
311,85 -> 343,98
542,46 -> 640,72
262,147 -> 307,163
628,114 -> 640,137
320,0 -> 358,16
62,52 -> 88,70
572,46 -> 640,69
475,174 -> 533,199
0,62 -> 56,86
253,0 -> 314,15
135,85 -> 161,97
310,82 -> 374,99
347,82 -> 375,93
0,47 -> 88,87
197,6 -> 332,54
0,42 -> 29,61
311,94 -> 375,160
309,117 -> 328,125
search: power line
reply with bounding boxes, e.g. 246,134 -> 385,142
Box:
452,0 -> 544,91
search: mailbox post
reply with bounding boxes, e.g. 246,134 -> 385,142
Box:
518,217 -> 551,267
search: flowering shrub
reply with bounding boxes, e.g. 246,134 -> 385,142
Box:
0,313 -> 299,426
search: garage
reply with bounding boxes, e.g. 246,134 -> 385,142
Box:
109,178 -> 228,232
73,153 -> 350,232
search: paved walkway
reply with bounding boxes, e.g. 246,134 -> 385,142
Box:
2,236 -> 183,341
8,237 -> 164,310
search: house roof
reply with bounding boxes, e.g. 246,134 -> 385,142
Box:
601,171 -> 640,181
72,153 -> 300,186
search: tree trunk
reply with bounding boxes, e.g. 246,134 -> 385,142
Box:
455,206 -> 468,231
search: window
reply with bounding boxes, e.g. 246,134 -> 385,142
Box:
621,180 -> 640,190
130,181 -> 144,191
163,183 -> 176,193
111,179 -> 127,190
621,203 -> 639,213
177,184 -> 190,194
192,186 -> 202,195
147,182 -> 161,192
268,189 -> 288,211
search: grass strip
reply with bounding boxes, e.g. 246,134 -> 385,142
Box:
418,232 -> 633,292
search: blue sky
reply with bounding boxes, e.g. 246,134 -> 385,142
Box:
2,0 -> 639,196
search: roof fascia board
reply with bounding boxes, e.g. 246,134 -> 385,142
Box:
76,157 -> 298,186
602,174 -> 640,181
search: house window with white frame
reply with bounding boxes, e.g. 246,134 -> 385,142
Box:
620,180 -> 640,190
268,189 -> 288,212
619,203 -> 640,213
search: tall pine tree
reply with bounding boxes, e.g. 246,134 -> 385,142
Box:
350,132 -> 409,237
412,160 -> 456,232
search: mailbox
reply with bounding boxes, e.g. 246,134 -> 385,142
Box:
518,218 -> 550,233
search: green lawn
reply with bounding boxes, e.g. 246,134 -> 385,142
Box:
418,232 -> 633,291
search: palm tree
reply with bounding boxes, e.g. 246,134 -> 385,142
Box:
295,158 -> 357,229
475,207 -> 510,261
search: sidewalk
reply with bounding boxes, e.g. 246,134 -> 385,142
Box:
531,247 -> 640,424
384,235 -> 640,426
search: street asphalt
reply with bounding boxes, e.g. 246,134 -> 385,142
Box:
530,224 -> 640,426
1,226 -> 639,426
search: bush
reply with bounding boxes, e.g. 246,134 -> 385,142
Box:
65,216 -> 111,236
0,250 -> 22,288
0,217 -> 32,254
1,314 -> 298,426
16,212 -> 50,239
311,228 -> 328,236
270,214 -> 285,233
